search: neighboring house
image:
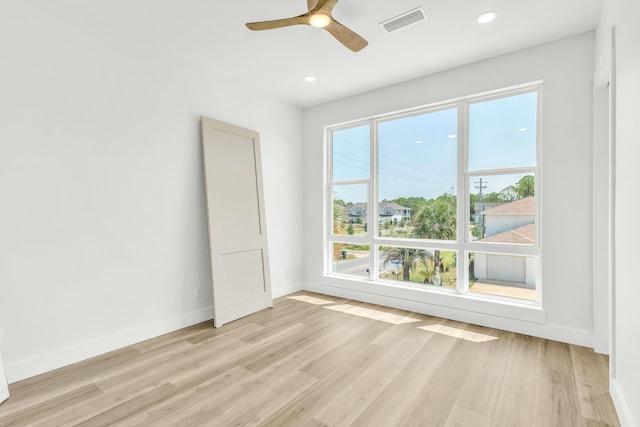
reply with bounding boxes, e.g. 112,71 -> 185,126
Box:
345,201 -> 411,224
480,223 -> 535,245
378,202 -> 411,224
473,202 -> 506,223
480,196 -> 535,237
474,197 -> 536,287
473,252 -> 536,287
345,202 -> 367,223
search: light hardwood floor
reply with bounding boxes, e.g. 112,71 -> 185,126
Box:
0,291 -> 620,426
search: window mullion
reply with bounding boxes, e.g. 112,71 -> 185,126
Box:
370,119 -> 378,281
458,102 -> 469,294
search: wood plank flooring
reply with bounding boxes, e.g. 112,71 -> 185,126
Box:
0,291 -> 620,426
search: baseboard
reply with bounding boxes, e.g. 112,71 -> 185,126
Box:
5,306 -> 214,384
5,282 -> 305,383
302,281 -> 594,348
610,378 -> 637,427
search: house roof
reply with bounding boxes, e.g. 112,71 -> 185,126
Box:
479,223 -> 535,244
482,197 -> 534,215
474,202 -> 507,212
347,201 -> 411,212
379,202 -> 411,211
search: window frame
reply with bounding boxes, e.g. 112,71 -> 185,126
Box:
325,83 -> 542,307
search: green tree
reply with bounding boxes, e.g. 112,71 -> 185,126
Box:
469,193 -> 478,221
515,175 -> 535,198
380,247 -> 426,281
471,224 -> 484,240
347,223 -> 354,235
392,196 -> 429,215
482,192 -> 503,203
436,192 -> 457,204
498,185 -> 519,202
332,198 -> 346,260
333,198 -> 345,234
411,200 -> 456,269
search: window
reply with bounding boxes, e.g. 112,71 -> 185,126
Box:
327,86 -> 540,303
378,108 -> 457,241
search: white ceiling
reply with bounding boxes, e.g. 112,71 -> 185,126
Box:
92,0 -> 604,108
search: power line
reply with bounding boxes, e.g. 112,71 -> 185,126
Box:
333,134 -> 456,182
474,178 -> 488,238
379,152 -> 455,181
332,159 -> 454,187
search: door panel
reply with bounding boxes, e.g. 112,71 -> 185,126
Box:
201,117 -> 272,327
208,130 -> 262,243
215,249 -> 268,322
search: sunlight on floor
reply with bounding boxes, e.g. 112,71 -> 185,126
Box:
418,324 -> 499,343
324,304 -> 422,325
286,295 -> 335,305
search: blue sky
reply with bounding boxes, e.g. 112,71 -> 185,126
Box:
333,92 -> 536,203
378,108 -> 457,200
469,92 -> 537,171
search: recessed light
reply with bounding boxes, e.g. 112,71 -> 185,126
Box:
476,11 -> 498,24
518,127 -> 527,132
304,75 -> 317,83
448,134 -> 457,139
415,140 -> 423,144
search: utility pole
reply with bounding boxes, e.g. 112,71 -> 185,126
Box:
475,178 -> 487,238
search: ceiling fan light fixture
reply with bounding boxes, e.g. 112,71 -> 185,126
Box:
245,0 -> 368,52
309,13 -> 331,28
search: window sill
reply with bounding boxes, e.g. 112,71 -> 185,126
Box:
321,274 -> 545,325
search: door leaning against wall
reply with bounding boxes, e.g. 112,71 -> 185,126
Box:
201,116 -> 273,328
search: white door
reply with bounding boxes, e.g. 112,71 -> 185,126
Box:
0,351 -> 8,404
201,117 -> 272,327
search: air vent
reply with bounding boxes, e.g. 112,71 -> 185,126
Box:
380,7 -> 427,33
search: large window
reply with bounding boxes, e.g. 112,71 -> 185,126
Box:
327,86 -> 540,303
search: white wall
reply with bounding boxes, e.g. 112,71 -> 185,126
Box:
597,1 -> 640,425
303,33 -> 595,346
474,254 -> 534,286
484,214 -> 533,237
0,2 -> 303,382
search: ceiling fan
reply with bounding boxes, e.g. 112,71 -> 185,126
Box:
245,0 -> 368,52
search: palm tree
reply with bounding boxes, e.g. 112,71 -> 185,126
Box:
380,247 -> 426,281
411,200 -> 456,270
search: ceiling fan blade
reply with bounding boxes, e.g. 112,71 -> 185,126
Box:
325,20 -> 368,52
246,14 -> 309,31
315,0 -> 339,14
247,0 -> 366,52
